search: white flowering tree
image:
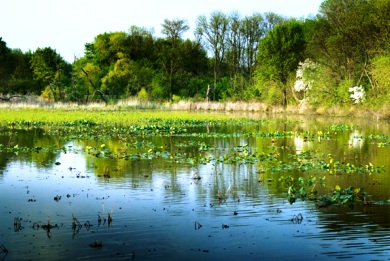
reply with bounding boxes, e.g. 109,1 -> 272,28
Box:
293,59 -> 315,102
348,86 -> 365,104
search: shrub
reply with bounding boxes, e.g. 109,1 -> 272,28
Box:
137,88 -> 149,102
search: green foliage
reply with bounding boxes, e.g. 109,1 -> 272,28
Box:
0,37 -> 10,85
196,11 -> 229,100
171,94 -> 181,102
256,19 -> 306,107
73,25 -> 210,102
185,77 -> 211,99
224,74 -> 251,101
0,40 -> 40,95
370,54 -> 390,104
126,26 -> 155,61
304,0 -> 390,107
336,79 -> 355,105
279,173 -> 373,207
317,185 -> 368,208
75,61 -> 103,102
253,71 -> 284,105
6,49 -> 40,94
30,47 -> 71,101
300,63 -> 333,105
257,19 -> 306,84
91,32 -> 126,66
309,0 -> 376,81
137,88 -> 149,101
1,6 -> 390,108
101,57 -> 135,96
148,77 -> 164,101
161,18 -> 189,46
215,77 -> 232,100
279,175 -> 318,204
40,85 -> 54,101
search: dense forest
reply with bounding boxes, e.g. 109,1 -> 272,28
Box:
1,0 -> 390,108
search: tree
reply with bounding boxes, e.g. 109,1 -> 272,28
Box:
0,39 -> 40,96
76,61 -> 103,103
125,26 -> 154,61
370,54 -> 390,102
101,56 -> 134,97
303,0 -> 390,105
0,37 -> 11,91
262,12 -> 287,32
161,18 -> 189,46
160,19 -> 190,100
225,12 -> 243,78
256,19 -> 306,107
195,11 -> 229,100
102,56 -> 153,98
311,0 -> 375,81
372,0 -> 390,47
154,38 -> 209,100
31,47 -> 70,101
240,13 -> 265,79
85,31 -> 129,65
224,12 -> 266,100
7,49 -> 40,95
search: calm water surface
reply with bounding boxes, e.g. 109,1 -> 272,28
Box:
0,114 -> 389,260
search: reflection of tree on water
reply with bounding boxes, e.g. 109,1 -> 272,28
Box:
0,152 -> 7,176
211,162 -> 261,204
0,129 -> 65,178
348,130 -> 364,149
308,203 -> 390,258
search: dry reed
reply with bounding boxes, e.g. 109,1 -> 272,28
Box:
1,95 -> 389,121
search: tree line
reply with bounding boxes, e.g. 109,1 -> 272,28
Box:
1,0 -> 390,107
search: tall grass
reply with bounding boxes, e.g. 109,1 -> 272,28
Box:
0,95 -> 389,120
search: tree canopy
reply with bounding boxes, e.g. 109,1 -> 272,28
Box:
1,1 -> 389,108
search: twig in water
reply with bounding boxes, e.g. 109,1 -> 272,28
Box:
195,221 -> 202,230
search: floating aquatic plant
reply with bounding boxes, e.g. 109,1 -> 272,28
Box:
316,185 -> 368,208
279,175 -> 319,204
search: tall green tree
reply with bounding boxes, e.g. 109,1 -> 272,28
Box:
308,0 -> 375,82
160,19 -> 190,100
76,60 -> 103,103
8,49 -> 39,94
213,11 -> 284,100
0,38 -> 39,96
225,12 -> 243,78
91,32 -> 126,67
304,0 -> 390,105
240,13 -> 265,79
262,12 -> 287,32
125,26 -> 155,62
195,11 -> 229,100
161,18 -> 189,46
0,37 -> 11,92
102,56 -> 153,97
256,19 -> 306,107
31,47 -> 70,101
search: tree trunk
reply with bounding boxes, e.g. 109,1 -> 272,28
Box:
283,88 -> 287,108
205,84 -> 210,102
213,56 -> 217,101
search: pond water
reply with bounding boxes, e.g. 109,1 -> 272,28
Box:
0,113 -> 389,260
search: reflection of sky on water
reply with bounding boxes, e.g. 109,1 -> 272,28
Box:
1,150 -> 390,260
1,117 -> 390,260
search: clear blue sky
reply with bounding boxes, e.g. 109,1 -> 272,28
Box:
0,0 -> 323,62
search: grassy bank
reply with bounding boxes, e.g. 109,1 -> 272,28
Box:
0,96 -> 389,121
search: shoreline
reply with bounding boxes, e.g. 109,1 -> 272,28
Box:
0,98 -> 389,121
